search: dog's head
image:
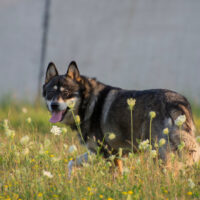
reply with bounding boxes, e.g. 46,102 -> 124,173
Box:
43,61 -> 82,125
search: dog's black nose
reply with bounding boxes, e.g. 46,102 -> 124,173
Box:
51,102 -> 59,111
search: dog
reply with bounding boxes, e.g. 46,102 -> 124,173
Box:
43,61 -> 200,176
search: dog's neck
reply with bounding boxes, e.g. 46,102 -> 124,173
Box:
79,76 -> 106,122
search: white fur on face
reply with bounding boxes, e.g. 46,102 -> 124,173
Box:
60,87 -> 65,91
47,100 -> 52,112
58,102 -> 67,111
46,99 -> 67,112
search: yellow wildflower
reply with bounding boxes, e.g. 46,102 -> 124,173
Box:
87,187 -> 91,191
38,193 -> 43,197
128,190 -> 133,195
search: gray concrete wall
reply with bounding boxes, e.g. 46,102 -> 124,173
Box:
1,0 -> 200,103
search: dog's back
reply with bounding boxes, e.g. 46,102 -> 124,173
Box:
100,88 -> 200,164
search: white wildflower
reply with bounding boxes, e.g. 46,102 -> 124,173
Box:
159,138 -> 166,147
62,127 -> 68,134
20,135 -> 30,145
43,170 -> 53,178
122,167 -> 130,175
22,148 -> 29,156
175,115 -> 186,127
22,107 -> 28,113
68,145 -> 77,154
5,129 -> 15,138
188,178 -> 195,189
150,150 -> 157,158
26,117 -> 32,123
109,155 -> 116,161
50,125 -> 62,136
139,139 -> 150,151
108,133 -> 116,140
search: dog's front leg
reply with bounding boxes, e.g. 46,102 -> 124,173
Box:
68,152 -> 89,178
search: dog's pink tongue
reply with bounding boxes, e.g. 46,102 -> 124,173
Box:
49,111 -> 63,123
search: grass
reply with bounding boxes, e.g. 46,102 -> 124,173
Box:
0,100 -> 200,200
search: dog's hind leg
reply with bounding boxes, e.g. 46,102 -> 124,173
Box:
170,129 -> 200,165
68,152 -> 89,178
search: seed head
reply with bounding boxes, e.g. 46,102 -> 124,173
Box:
75,115 -> 81,125
150,150 -> 157,158
26,117 -> 32,123
159,138 -> 166,147
163,128 -> 169,135
67,100 -> 76,109
175,115 -> 186,127
149,111 -> 156,119
108,133 -> 116,140
127,98 -> 136,110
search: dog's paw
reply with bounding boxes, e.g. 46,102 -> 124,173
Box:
68,160 -> 74,179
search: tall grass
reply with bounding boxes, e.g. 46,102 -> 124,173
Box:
0,101 -> 200,200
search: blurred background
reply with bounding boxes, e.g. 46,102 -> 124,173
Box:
0,0 -> 200,103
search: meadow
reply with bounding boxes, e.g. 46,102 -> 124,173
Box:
0,98 -> 200,200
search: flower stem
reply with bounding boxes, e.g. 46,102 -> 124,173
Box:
130,108 -> 134,153
70,109 -> 86,146
149,118 -> 152,147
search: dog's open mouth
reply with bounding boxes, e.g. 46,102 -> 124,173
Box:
49,108 -> 69,123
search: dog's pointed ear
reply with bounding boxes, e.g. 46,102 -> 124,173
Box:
45,62 -> 58,83
66,61 -> 80,81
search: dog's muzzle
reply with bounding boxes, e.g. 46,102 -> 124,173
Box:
49,101 -> 68,123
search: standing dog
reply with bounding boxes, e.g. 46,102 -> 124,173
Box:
43,61 -> 200,176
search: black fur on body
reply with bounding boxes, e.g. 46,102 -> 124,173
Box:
43,61 -> 200,165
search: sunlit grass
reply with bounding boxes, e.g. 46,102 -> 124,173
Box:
0,100 -> 200,200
